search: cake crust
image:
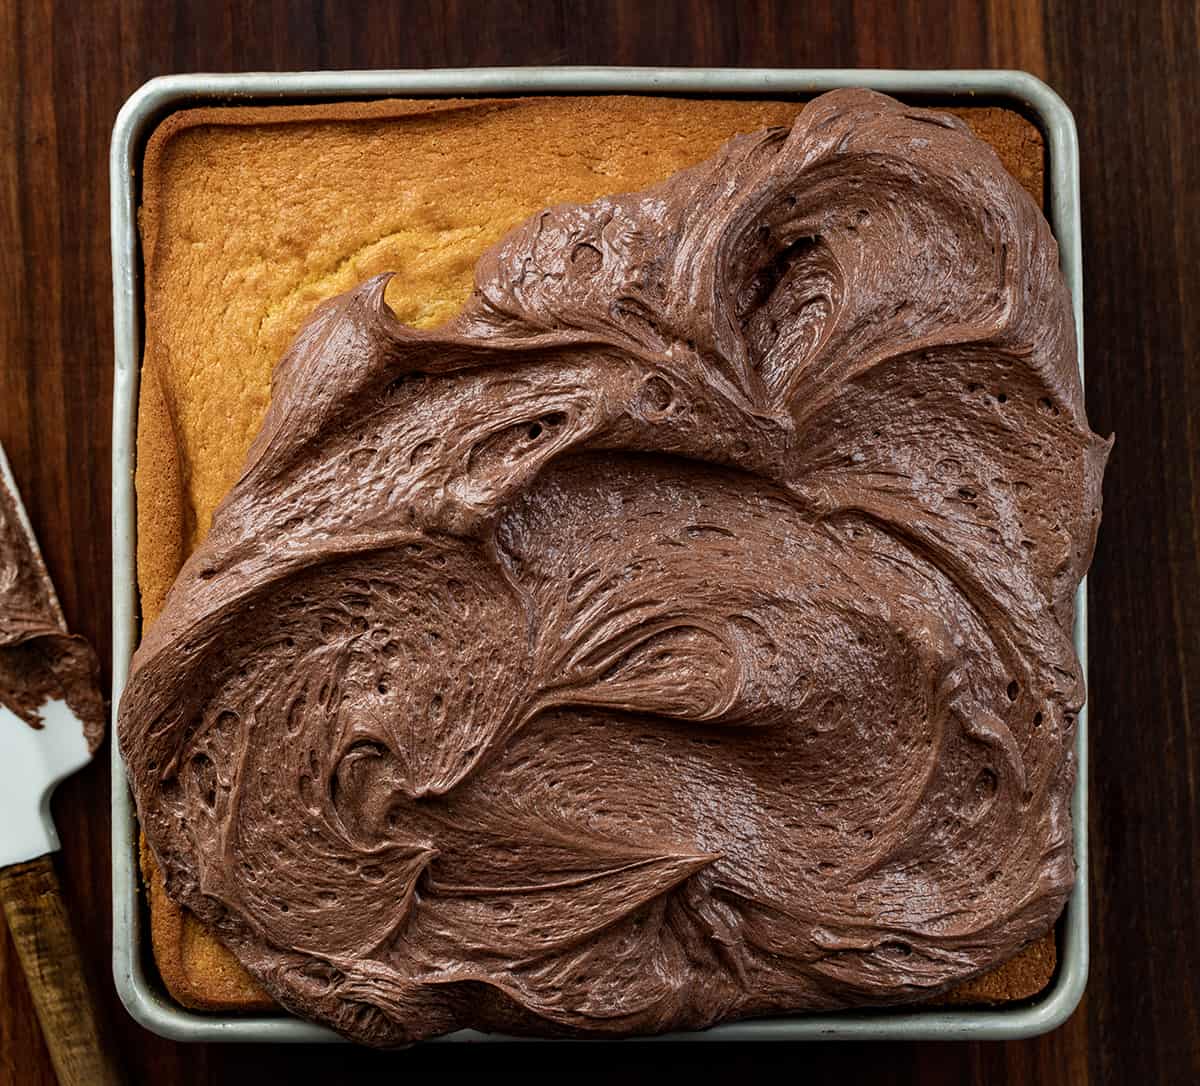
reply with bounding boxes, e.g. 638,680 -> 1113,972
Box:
135,94 -> 1052,1015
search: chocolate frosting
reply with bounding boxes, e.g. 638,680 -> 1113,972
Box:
0,470 -> 104,753
120,89 -> 1109,1044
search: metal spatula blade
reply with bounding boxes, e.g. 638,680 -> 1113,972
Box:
0,443 -> 94,868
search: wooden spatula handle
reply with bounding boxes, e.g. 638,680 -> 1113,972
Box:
0,855 -> 126,1086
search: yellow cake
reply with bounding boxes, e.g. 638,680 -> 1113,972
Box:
136,94 -> 1052,1011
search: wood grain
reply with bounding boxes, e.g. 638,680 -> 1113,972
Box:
0,0 -> 1196,1083
0,857 -> 126,1086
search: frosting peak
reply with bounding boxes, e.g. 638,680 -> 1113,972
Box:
120,89 -> 1109,1044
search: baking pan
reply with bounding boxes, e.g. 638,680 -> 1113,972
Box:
110,67 -> 1088,1044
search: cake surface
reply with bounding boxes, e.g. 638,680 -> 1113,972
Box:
131,94 -> 1079,1027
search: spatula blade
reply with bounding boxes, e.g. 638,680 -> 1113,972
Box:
0,443 -> 96,867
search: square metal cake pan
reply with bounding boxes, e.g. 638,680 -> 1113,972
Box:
110,66 -> 1088,1044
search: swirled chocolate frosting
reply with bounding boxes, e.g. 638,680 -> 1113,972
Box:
1,469 -> 104,751
120,90 -> 1109,1044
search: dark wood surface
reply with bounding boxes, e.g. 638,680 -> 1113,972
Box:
1,2 -> 1196,1082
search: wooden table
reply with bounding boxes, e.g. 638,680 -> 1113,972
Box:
2,2 -> 1196,1082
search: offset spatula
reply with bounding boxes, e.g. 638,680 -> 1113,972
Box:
0,443 -> 125,1086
